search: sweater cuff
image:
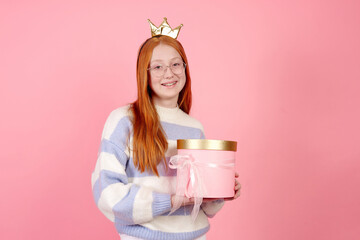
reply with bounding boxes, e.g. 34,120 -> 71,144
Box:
152,192 -> 172,217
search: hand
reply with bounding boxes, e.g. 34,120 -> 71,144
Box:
171,195 -> 219,208
171,195 -> 194,207
224,172 -> 241,201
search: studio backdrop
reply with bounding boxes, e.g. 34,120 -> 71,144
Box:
1,0 -> 360,239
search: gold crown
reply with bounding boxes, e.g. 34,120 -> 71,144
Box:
147,17 -> 183,39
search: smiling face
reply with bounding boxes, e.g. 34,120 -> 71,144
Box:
148,43 -> 186,108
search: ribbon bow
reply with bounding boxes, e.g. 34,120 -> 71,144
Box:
168,154 -> 208,220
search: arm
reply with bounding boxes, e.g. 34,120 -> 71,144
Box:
201,199 -> 225,218
91,111 -> 172,225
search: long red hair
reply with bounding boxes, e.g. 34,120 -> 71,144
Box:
130,35 -> 192,176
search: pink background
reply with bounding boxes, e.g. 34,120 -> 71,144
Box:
1,0 -> 360,239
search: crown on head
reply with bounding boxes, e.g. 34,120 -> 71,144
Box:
147,17 -> 183,39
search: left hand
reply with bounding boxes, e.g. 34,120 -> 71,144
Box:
224,172 -> 241,201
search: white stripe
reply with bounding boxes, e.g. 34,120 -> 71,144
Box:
97,182 -> 133,222
103,104 -> 203,133
140,211 -> 209,233
91,152 -> 126,188
129,176 -> 176,194
132,187 -> 153,223
102,106 -> 131,140
119,234 -> 144,240
101,105 -> 203,143
160,111 -> 204,131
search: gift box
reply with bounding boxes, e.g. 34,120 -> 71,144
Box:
169,139 -> 237,199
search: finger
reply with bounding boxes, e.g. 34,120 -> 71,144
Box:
234,179 -> 241,187
235,183 -> 241,190
234,191 -> 240,199
234,188 -> 241,199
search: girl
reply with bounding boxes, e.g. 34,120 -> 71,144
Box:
91,22 -> 241,240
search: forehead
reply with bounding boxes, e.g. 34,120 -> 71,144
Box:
150,44 -> 182,62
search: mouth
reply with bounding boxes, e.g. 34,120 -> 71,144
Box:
161,81 -> 178,87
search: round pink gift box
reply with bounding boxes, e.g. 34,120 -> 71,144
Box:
176,139 -> 237,198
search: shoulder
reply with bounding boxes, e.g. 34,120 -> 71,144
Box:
107,104 -> 132,121
101,104 -> 133,140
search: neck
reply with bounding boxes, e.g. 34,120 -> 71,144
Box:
152,96 -> 178,108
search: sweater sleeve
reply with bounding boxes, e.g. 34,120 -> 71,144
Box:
91,109 -> 172,225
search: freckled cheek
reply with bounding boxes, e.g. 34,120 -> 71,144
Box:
180,74 -> 186,85
149,75 -> 162,87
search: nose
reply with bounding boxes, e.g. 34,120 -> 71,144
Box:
163,66 -> 175,78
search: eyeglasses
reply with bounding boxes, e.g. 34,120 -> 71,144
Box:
147,61 -> 186,77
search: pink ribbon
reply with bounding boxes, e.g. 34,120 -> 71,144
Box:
168,154 -> 234,220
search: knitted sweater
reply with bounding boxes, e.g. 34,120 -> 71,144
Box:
91,104 -> 224,240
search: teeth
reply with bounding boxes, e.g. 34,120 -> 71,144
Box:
162,82 -> 176,86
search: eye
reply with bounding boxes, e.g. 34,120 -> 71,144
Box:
153,65 -> 163,70
172,62 -> 181,67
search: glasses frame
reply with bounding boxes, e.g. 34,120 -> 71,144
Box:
147,62 -> 186,77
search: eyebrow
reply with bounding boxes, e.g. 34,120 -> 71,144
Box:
150,57 -> 182,63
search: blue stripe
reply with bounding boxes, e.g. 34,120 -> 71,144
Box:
92,170 -> 128,204
161,122 -> 204,140
126,157 -> 176,178
92,180 -> 101,204
116,223 -> 209,240
112,185 -> 140,225
109,117 -> 132,149
107,116 -> 204,142
105,115 -> 204,144
100,118 -> 204,172
163,205 -> 194,216
104,116 -> 204,151
100,139 -> 128,166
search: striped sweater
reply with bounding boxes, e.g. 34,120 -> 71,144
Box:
91,104 -> 224,240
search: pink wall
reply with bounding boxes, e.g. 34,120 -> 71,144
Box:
1,0 -> 360,239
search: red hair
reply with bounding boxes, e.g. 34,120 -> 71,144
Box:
130,35 -> 192,176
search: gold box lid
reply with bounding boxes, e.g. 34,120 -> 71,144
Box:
177,139 -> 237,151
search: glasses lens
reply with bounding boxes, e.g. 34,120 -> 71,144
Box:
149,62 -> 185,77
171,62 -> 185,74
150,65 -> 165,77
